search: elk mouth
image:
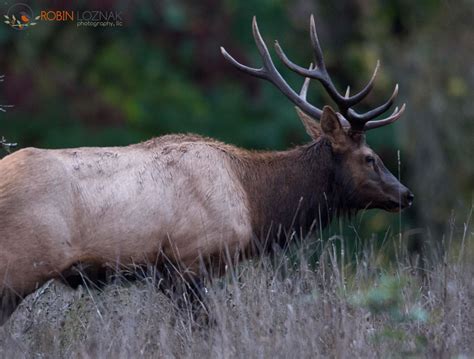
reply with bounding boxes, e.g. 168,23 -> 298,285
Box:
383,199 -> 412,212
385,202 -> 404,212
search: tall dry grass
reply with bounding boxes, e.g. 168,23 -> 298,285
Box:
0,213 -> 472,358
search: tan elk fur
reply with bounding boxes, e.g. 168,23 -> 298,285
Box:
0,135 -> 256,298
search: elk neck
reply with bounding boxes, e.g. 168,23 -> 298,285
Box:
231,137 -> 352,243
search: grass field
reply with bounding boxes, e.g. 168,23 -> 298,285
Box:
1,214 -> 472,358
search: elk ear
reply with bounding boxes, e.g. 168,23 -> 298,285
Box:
320,106 -> 347,151
295,107 -> 322,139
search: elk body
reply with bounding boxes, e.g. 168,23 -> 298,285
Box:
0,16 -> 413,324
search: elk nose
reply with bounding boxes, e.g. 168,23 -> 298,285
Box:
405,191 -> 414,207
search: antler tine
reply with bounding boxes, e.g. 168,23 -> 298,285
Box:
275,15 -> 381,112
296,63 -> 352,128
363,103 -> 406,130
220,47 -> 265,79
251,16 -> 279,72
220,17 -> 276,79
274,41 -> 323,80
221,17 -> 323,120
307,15 -> 383,109
274,37 -> 346,108
348,83 -> 399,122
345,60 -> 380,106
274,14 -> 342,102
299,63 -> 314,100
337,113 -> 352,128
251,17 -> 324,119
309,14 -> 324,68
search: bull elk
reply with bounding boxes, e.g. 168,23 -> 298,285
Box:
0,15 -> 413,324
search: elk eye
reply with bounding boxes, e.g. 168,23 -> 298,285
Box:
365,155 -> 375,165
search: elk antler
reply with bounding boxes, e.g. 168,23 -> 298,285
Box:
221,15 -> 405,132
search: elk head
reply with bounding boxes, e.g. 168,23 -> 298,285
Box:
221,15 -> 414,212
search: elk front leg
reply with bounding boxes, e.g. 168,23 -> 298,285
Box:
0,250 -> 71,325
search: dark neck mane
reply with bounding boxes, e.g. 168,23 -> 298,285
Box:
232,138 -> 350,242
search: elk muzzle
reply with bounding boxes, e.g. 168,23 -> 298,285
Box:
382,183 -> 414,212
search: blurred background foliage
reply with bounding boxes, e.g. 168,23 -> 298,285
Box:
0,0 -> 472,247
